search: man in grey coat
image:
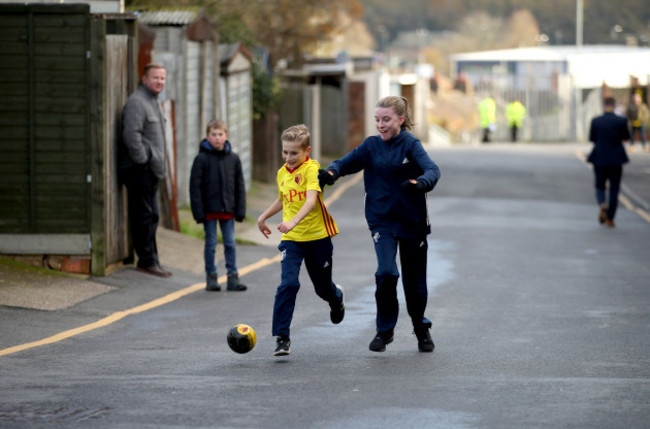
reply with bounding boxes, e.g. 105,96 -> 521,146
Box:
120,63 -> 172,277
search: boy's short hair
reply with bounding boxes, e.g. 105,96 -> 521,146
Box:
206,119 -> 227,134
281,124 -> 310,149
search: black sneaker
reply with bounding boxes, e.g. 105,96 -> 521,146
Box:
368,330 -> 394,352
330,285 -> 345,324
414,322 -> 434,352
274,336 -> 291,356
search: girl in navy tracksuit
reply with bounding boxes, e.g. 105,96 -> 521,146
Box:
319,96 -> 441,352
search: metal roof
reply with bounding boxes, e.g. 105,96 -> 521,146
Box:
450,45 -> 650,62
135,9 -> 199,26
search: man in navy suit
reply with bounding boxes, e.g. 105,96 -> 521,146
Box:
587,97 -> 631,227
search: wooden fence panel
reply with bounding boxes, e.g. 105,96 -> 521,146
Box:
0,5 -> 137,274
321,83 -> 347,157
0,8 -> 30,231
32,7 -> 90,233
102,35 -> 130,268
252,112 -> 280,184
0,5 -> 91,234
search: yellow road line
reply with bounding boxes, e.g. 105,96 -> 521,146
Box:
619,193 -> 635,211
575,150 -> 650,224
324,171 -> 363,206
620,194 -> 650,222
0,173 -> 363,358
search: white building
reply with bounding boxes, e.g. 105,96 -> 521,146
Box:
449,45 -> 650,142
451,45 -> 650,90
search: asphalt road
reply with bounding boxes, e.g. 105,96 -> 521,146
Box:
1,144 -> 649,428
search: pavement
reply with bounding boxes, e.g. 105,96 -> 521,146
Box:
0,179 -> 282,313
1,142 -> 649,314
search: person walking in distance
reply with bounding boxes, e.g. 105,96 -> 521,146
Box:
119,63 -> 172,277
478,96 -> 496,143
587,96 -> 631,228
506,99 -> 526,142
319,96 -> 441,353
626,92 -> 649,153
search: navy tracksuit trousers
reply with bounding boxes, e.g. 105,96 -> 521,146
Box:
272,237 -> 342,338
372,230 -> 430,333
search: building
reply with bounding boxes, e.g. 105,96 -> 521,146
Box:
450,45 -> 650,142
451,45 -> 650,91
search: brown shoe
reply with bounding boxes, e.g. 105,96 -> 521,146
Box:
137,264 -> 173,278
605,219 -> 615,228
598,205 -> 607,224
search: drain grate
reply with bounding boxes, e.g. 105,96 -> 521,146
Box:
0,405 -> 111,423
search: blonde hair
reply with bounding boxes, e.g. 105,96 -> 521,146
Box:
281,124 -> 311,149
206,119 -> 227,134
375,96 -> 415,130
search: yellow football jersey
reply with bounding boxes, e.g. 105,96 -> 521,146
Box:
276,158 -> 338,242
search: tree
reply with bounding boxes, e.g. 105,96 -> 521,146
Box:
127,0 -> 364,68
423,9 -> 542,79
358,0 -> 650,47
506,9 -> 541,48
200,0 -> 363,68
251,58 -> 281,120
451,11 -> 506,53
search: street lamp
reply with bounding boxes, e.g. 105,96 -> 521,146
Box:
576,0 -> 583,47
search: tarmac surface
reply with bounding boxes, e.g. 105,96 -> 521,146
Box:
1,142 -> 649,428
1,142 -> 649,314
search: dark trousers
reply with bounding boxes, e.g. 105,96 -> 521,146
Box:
510,125 -> 519,142
482,127 -> 491,143
594,165 -> 623,221
630,125 -> 646,146
272,238 -> 342,338
372,231 -> 429,332
123,166 -> 160,268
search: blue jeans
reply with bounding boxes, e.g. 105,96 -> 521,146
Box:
272,238 -> 342,337
371,229 -> 429,332
203,218 -> 237,275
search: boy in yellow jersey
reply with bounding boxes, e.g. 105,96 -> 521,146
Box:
257,124 -> 345,356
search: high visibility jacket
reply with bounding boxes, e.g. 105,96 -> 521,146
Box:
506,101 -> 526,127
478,97 -> 496,128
